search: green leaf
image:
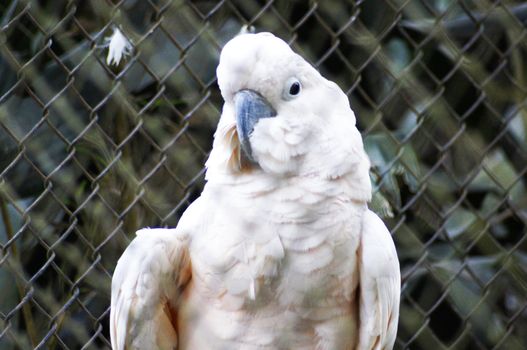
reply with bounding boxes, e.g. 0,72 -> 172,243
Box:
444,208 -> 477,239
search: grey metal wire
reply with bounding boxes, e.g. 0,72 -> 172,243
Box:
0,0 -> 526,349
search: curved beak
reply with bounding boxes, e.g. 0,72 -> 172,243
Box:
234,89 -> 276,162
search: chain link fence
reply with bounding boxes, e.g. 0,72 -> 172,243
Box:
0,0 -> 526,349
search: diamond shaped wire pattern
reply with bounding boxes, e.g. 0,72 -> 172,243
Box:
0,1 -> 526,349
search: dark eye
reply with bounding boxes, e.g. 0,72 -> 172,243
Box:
289,82 -> 300,95
283,77 -> 302,100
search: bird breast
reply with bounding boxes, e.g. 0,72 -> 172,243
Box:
177,178 -> 366,349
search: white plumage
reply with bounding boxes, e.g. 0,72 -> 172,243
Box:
110,32 -> 400,350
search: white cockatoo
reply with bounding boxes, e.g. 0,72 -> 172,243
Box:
110,32 -> 400,350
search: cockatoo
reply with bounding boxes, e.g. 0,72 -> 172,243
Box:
110,32 -> 400,350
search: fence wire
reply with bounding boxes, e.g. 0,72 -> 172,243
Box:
0,0 -> 526,349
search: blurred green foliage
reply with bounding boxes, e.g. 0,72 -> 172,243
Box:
0,0 -> 526,349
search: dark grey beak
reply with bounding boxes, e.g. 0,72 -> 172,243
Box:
234,89 -> 276,162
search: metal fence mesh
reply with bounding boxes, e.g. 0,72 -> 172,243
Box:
1,0 -> 526,349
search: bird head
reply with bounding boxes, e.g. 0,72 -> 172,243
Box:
208,32 -> 370,187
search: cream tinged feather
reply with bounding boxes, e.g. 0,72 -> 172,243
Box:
110,32 -> 400,350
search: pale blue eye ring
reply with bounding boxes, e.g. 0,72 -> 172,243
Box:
283,77 -> 302,100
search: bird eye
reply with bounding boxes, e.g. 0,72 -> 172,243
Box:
289,82 -> 300,95
283,77 -> 302,100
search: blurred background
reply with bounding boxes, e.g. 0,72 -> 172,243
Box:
0,0 -> 526,349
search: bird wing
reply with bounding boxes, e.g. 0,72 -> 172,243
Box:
357,210 -> 401,350
110,227 -> 191,350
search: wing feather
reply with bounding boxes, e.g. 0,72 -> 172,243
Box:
357,210 -> 400,350
110,228 -> 191,350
